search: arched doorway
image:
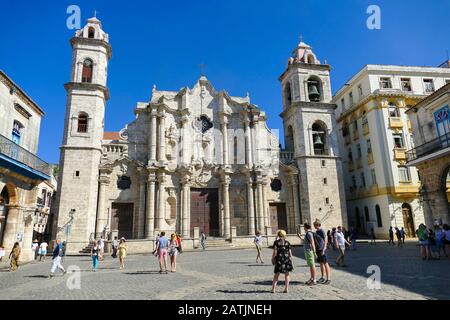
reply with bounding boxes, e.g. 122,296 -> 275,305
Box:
401,203 -> 415,238
0,184 -> 18,245
440,167 -> 450,223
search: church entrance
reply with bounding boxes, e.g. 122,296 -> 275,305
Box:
269,203 -> 287,232
190,189 -> 219,237
111,203 -> 134,239
401,203 -> 415,238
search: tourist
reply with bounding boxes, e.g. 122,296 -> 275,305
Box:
118,238 -> 127,269
39,240 -> 48,261
169,234 -> 178,272
395,227 -> 403,247
443,224 -> 450,259
416,224 -> 430,260
400,227 -> 406,244
435,225 -> 446,258
428,228 -> 439,260
271,230 -> 293,293
111,236 -> 119,258
343,227 -> 350,249
331,228 -> 337,250
9,242 -> 21,272
175,233 -> 183,255
200,231 -> 207,250
254,231 -> 264,264
313,219 -> 331,284
98,237 -> 104,261
152,233 -> 160,256
349,228 -> 358,251
156,231 -> 169,274
297,222 -> 318,285
32,239 -> 39,260
370,228 -> 376,245
91,240 -> 99,272
334,226 -> 350,267
49,239 -> 66,278
326,230 -> 332,249
388,227 -> 395,245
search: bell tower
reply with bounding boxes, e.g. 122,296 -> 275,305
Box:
280,41 -> 347,230
55,17 -> 112,252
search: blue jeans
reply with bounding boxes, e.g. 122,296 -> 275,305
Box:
92,255 -> 98,270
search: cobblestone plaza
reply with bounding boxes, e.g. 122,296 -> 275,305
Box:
1,243 -> 448,300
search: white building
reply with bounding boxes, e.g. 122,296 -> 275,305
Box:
333,64 -> 450,238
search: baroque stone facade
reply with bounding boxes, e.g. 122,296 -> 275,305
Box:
54,18 -> 346,253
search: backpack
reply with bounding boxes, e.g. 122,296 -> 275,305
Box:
307,231 -> 324,251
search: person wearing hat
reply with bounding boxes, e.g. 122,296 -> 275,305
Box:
118,237 -> 127,270
32,239 -> 39,260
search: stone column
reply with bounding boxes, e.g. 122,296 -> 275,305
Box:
21,213 -> 35,261
221,116 -> 229,165
145,172 -> 156,239
247,176 -> 255,235
95,175 -> 110,237
222,176 -> 231,239
150,110 -> 158,163
291,175 -> 301,229
262,180 -> 269,228
2,205 -> 22,252
256,178 -> 264,233
181,177 -> 190,238
137,175 -> 146,238
158,110 -> 166,162
244,120 -> 253,166
156,172 -> 166,230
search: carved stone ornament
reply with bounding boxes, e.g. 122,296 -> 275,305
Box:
119,127 -> 128,141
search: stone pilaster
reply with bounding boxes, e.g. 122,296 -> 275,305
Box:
2,205 -> 22,251
137,173 -> 146,238
158,110 -> 166,162
145,172 -> 156,239
247,176 -> 256,235
156,172 -> 166,230
222,175 -> 231,239
256,177 -> 264,233
181,176 -> 190,238
244,120 -> 253,166
149,109 -> 158,163
95,173 -> 110,236
221,115 -> 229,165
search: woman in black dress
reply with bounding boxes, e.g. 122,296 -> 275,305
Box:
271,230 -> 293,293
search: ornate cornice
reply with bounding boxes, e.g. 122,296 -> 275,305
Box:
64,82 -> 110,100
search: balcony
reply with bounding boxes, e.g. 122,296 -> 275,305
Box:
362,122 -> 370,135
406,131 -> 450,163
389,117 -> 404,129
393,148 -> 407,161
0,134 -> 51,181
280,150 -> 294,165
367,152 -> 374,165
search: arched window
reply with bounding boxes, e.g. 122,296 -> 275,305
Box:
167,197 -> 177,220
233,136 -> 238,164
284,82 -> 292,107
12,120 -> 24,144
312,122 -> 327,155
364,206 -> 370,222
375,205 -> 382,227
285,126 -> 294,151
77,113 -> 88,133
388,102 -> 400,118
307,55 -> 315,64
307,76 -> 322,102
355,207 -> 361,229
82,59 -> 93,83
88,27 -> 95,39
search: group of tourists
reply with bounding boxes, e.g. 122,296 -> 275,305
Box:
416,223 -> 450,260
388,227 -> 407,246
5,239 -> 50,272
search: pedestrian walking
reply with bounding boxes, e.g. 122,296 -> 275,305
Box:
334,226 -> 350,267
169,234 -> 178,272
428,229 -> 439,260
9,242 -> 21,272
98,237 -> 104,261
91,240 -> 99,272
175,233 -> 183,255
49,239 -> 66,278
32,239 -> 39,260
118,238 -> 127,269
435,225 -> 446,258
395,227 -> 403,247
39,241 -> 48,261
400,227 -> 406,244
370,228 -> 376,245
111,236 -> 119,258
298,222 -> 318,286
388,227 -> 395,245
326,230 -> 332,249
156,231 -> 169,274
416,224 -> 430,260
200,231 -> 207,250
271,230 -> 293,294
254,231 -> 264,264
331,228 -> 337,250
313,219 -> 331,285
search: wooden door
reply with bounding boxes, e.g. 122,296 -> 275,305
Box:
190,189 -> 219,237
111,203 -> 134,239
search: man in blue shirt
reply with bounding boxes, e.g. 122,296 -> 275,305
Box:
49,239 -> 66,278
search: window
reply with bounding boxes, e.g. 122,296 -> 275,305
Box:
307,78 -> 322,102
88,27 -> 95,39
357,144 -> 362,158
82,59 -> 93,83
398,166 -> 411,182
325,197 -> 330,205
352,176 -> 357,189
401,78 -> 412,91
360,172 -> 366,188
358,85 -> 363,98
380,77 -> 392,89
75,171 -> 80,177
321,160 -> 326,167
389,103 -> 400,117
393,134 -> 404,148
364,206 -> 370,222
371,169 -> 377,185
367,139 -> 372,154
341,98 -> 345,109
349,92 -> 354,106
375,205 -> 382,227
423,79 -> 434,93
233,136 -> 238,164
12,120 -> 24,144
323,178 -> 328,185
270,179 -> 282,192
348,149 -> 353,162
312,122 -> 327,155
446,79 -> 450,85
77,114 -> 88,133
285,82 -> 292,107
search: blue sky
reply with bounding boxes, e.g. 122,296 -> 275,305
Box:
0,0 -> 449,164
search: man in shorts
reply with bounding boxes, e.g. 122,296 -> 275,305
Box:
298,222 -> 317,286
313,219 -> 331,284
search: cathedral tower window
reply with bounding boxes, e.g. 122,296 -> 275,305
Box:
77,113 -> 88,133
88,27 -> 95,39
307,76 -> 322,102
307,55 -> 315,64
82,59 -> 93,83
12,120 -> 24,144
312,122 -> 327,155
285,126 -> 294,151
284,82 -> 292,107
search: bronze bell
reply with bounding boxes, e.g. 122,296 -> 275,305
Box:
308,84 -> 320,101
314,134 -> 324,146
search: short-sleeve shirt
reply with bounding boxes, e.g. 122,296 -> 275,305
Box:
254,235 -> 263,246
335,231 -> 345,246
304,232 -> 314,251
40,242 -> 48,251
52,243 -> 63,259
158,237 -> 169,250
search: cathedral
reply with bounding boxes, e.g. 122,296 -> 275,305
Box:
54,17 -> 347,252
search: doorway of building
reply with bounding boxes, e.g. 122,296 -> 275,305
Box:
111,203 -> 134,239
401,203 -> 415,238
190,188 -> 219,237
269,203 -> 287,232
0,186 -> 9,245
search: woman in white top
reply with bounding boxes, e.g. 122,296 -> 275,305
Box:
39,241 -> 48,261
254,231 -> 264,264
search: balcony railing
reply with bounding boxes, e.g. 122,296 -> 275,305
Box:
0,133 -> 51,177
389,117 -> 403,129
280,150 -> 294,164
406,132 -> 450,162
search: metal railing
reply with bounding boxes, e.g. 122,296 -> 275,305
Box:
280,150 -> 294,164
406,131 -> 450,162
0,133 -> 51,176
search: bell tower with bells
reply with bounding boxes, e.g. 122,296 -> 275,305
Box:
279,40 -> 347,230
